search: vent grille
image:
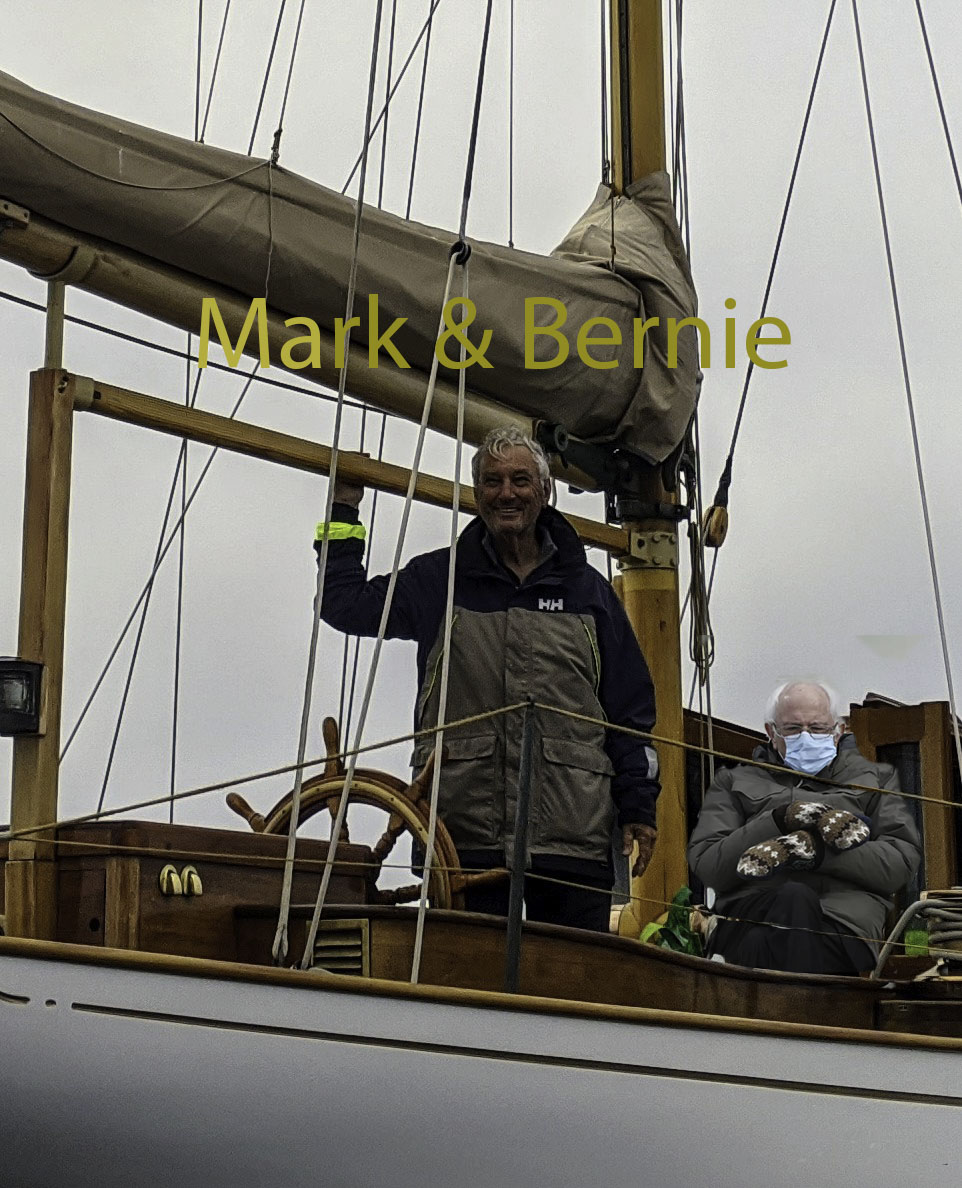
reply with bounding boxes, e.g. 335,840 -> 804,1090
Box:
312,918 -> 370,977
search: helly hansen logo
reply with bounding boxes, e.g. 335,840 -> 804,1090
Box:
538,598 -> 564,611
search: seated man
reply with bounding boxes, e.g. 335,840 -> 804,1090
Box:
687,680 -> 922,975
317,426 -> 660,932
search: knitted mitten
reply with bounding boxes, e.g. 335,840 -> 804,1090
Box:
736,830 -> 819,880
776,801 -> 870,853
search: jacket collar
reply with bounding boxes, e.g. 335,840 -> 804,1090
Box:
458,506 -> 587,582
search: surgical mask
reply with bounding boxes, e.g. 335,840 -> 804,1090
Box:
782,731 -> 837,775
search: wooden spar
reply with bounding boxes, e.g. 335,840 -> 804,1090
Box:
6,368 -> 74,939
609,0 -> 689,926
67,374 -> 628,554
0,211 -> 534,457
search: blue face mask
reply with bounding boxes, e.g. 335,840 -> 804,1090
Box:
782,731 -> 837,775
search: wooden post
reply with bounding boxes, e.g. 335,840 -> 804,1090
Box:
6,368 -> 74,939
608,0 -> 686,926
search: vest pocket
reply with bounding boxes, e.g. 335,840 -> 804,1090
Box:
413,732 -> 499,848
535,736 -> 615,856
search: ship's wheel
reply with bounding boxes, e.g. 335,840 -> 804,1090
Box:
227,716 -> 507,910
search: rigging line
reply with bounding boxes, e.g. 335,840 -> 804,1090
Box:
457,0 -> 496,243
274,0 -> 387,969
61,368 -> 259,763
708,0 -> 836,520
0,107 -> 267,188
508,0 -> 515,247
171,1 -> 207,825
247,0 -> 288,156
271,0 -> 307,163
377,0 -> 399,208
404,0 -> 436,219
411,259 -> 468,985
851,0 -> 962,780
675,0 -> 692,256
915,0 -> 962,212
299,252 -> 461,971
303,6 -> 496,970
341,0 -> 446,196
94,365 -> 204,809
599,0 -> 609,183
13,705 -> 531,845
344,413 -> 389,741
200,0 -> 231,142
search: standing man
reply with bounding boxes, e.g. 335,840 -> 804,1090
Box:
317,427 -> 660,932
688,680 -> 922,974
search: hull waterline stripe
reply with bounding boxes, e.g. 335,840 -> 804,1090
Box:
70,1000 -> 962,1109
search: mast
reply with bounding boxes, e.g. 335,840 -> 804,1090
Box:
5,289 -> 73,937
609,0 -> 688,927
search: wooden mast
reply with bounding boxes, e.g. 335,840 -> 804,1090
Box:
6,285 -> 73,937
609,0 -> 688,928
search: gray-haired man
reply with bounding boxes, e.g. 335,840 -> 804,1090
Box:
688,680 -> 922,973
318,427 -> 660,931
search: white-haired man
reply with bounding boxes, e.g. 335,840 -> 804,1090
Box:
317,427 -> 660,932
687,680 -> 921,974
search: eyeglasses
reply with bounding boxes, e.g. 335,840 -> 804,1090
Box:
773,722 -> 838,738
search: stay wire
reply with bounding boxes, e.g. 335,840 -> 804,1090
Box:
851,0 -> 962,780
199,0 -> 231,142
404,0 -> 436,219
707,0 -> 837,526
270,0 -> 308,164
247,0 -> 288,156
456,0 -> 495,243
274,0 -> 387,968
915,0 -> 962,213
341,0 -> 445,196
508,0 -> 515,247
377,0 -> 399,208
411,261 -> 468,985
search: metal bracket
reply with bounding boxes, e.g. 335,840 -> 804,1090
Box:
0,198 -> 29,230
628,529 -> 677,569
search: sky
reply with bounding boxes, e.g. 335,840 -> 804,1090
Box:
1,0 -> 961,839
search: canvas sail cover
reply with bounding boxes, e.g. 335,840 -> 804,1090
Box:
0,70 -> 698,461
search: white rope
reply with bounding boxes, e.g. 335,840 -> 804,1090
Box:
410,260 -> 468,984
299,253 -> 461,971
272,0 -> 386,966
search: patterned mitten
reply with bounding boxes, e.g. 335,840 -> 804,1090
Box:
737,830 -> 819,880
776,800 -> 870,853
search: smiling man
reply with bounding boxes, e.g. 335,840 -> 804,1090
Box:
316,426 -> 660,932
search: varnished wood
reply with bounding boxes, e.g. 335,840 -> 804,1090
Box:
609,0 -> 666,192
7,369 -> 75,940
919,703 -> 957,890
104,857 -> 140,949
67,374 -> 629,554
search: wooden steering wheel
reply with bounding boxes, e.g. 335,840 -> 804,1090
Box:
227,716 -> 507,910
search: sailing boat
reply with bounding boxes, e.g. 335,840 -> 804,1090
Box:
2,3 -> 962,1184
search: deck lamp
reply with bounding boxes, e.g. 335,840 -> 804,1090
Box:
0,658 -> 43,736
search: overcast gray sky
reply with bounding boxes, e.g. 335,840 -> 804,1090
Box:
2,1 -> 961,833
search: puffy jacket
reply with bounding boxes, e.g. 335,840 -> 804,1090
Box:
687,738 -> 922,946
318,504 -> 660,865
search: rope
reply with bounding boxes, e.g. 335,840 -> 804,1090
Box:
273,0 -> 387,968
199,0 -> 231,142
851,0 -> 962,782
411,259 -> 468,984
456,0 -> 495,245
341,0 -> 446,195
508,0 -> 515,247
405,0 -> 436,219
871,897 -> 962,977
297,255 -> 460,970
8,704 -> 528,847
915,0 -> 962,212
270,0 -> 307,164
377,0 -> 399,208
247,0 -> 288,156
703,0 -> 837,536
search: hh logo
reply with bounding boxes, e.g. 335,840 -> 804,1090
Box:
538,598 -> 564,611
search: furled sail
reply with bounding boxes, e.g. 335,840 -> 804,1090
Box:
0,70 -> 697,462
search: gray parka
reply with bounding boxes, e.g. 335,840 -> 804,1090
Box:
687,738 -> 922,946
